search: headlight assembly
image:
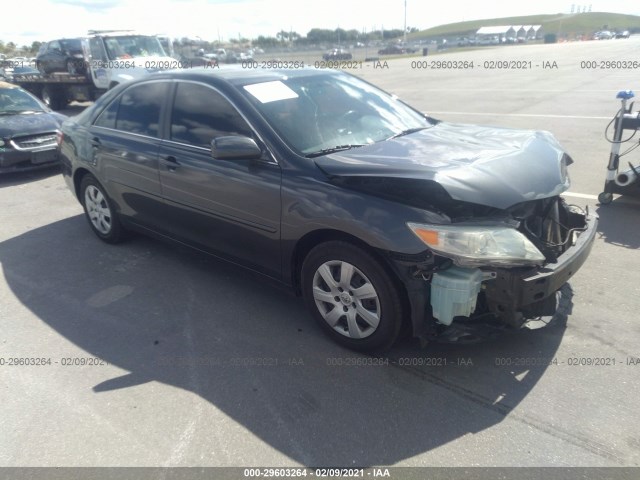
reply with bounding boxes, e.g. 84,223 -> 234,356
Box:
407,222 -> 545,267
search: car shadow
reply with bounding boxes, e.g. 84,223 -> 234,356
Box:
0,164 -> 61,188
596,196 -> 640,249
0,216 -> 568,466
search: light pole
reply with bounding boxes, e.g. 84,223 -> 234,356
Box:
404,0 -> 407,44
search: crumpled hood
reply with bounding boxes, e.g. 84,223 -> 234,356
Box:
314,122 -> 571,210
0,112 -> 66,138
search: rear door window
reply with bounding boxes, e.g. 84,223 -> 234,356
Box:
93,82 -> 168,136
115,82 -> 167,137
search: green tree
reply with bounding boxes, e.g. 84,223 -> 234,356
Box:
30,41 -> 42,55
254,35 -> 278,48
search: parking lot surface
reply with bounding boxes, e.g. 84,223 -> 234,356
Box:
1,38 -> 639,469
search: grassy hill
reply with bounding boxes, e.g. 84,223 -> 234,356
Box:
410,12 -> 640,39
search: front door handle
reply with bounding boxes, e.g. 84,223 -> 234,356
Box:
163,155 -> 180,171
90,137 -> 101,148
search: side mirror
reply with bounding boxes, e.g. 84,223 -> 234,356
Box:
211,136 -> 262,160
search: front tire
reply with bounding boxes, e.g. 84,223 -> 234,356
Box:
80,174 -> 126,244
301,241 -> 404,352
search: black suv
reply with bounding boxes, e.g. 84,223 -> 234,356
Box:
36,38 -> 86,75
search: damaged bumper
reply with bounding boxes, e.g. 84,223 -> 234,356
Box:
483,209 -> 598,326
388,205 -> 598,343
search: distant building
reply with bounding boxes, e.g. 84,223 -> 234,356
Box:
476,26 -> 516,43
530,25 -> 543,39
475,25 -> 543,43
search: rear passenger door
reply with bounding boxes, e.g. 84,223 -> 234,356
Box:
90,81 -> 169,229
158,81 -> 282,279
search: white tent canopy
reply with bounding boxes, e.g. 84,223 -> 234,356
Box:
476,25 -> 542,38
476,26 -> 514,35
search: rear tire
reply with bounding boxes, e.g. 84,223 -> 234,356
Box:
301,241 -> 404,352
41,86 -> 67,110
79,174 -> 126,244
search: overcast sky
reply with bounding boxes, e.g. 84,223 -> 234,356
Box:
4,0 -> 640,46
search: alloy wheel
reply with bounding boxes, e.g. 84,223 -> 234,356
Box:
84,185 -> 112,235
312,260 -> 381,339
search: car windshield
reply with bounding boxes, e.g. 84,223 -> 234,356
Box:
0,87 -> 45,114
103,35 -> 165,60
240,72 -> 431,156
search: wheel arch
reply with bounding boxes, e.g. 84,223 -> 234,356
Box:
290,229 -> 412,331
72,167 -> 92,202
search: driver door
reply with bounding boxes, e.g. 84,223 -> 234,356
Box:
158,81 -> 282,279
88,37 -> 110,89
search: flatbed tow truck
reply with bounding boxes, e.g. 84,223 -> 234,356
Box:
12,30 -> 176,110
12,71 -> 99,110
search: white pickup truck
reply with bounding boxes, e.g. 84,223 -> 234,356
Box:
14,30 -> 177,109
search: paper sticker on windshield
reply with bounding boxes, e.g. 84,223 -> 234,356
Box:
243,81 -> 299,103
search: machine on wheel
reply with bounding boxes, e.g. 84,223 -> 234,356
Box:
599,90 -> 640,204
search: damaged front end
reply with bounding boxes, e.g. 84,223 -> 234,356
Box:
408,196 -> 597,343
314,123 -> 597,343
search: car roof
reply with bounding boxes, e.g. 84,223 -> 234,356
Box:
148,66 -> 341,87
87,30 -> 155,38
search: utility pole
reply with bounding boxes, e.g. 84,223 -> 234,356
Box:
404,0 -> 407,44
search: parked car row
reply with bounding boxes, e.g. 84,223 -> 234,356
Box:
593,30 -> 630,40
199,48 -> 255,63
322,48 -> 353,60
377,45 -> 407,55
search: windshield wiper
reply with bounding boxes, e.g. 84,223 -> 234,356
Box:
305,144 -> 369,158
386,126 -> 429,141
